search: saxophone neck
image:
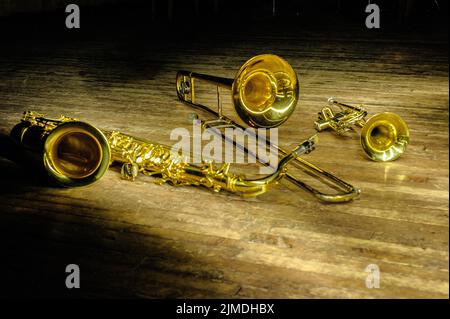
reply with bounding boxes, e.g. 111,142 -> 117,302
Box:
20,111 -> 76,133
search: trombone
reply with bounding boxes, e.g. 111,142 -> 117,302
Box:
315,98 -> 410,161
176,54 -> 360,203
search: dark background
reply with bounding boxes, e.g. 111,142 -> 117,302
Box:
1,0 -> 448,41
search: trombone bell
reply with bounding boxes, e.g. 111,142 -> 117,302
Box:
232,54 -> 299,128
176,54 -> 299,128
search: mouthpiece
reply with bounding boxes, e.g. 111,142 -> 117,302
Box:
328,97 -> 337,104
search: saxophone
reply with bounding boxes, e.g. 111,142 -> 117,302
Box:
10,111 -> 316,196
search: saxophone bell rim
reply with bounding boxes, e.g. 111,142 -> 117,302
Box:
43,121 -> 111,187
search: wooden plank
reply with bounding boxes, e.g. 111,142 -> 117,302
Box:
0,25 -> 448,298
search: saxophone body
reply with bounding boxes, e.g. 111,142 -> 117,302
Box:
11,111 -> 315,196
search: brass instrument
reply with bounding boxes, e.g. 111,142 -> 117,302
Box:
315,98 -> 410,161
176,54 -> 360,202
11,111 -> 317,196
10,111 -> 111,187
176,54 -> 299,128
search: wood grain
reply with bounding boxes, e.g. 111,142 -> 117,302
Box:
0,26 -> 448,298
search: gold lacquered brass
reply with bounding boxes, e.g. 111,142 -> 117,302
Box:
176,54 -> 299,128
176,56 -> 360,203
108,131 -> 317,197
10,111 -> 111,187
315,98 -> 410,162
13,111 -> 317,196
360,112 -> 409,162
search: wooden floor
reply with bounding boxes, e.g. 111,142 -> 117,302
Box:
0,23 -> 448,298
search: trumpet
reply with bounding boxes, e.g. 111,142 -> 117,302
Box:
176,54 -> 360,202
10,111 -> 317,196
315,98 -> 410,161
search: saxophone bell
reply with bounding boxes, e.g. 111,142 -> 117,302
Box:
10,111 -> 111,187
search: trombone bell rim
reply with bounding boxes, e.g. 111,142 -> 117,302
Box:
232,54 -> 299,128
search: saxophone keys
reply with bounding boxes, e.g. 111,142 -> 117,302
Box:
121,163 -> 139,181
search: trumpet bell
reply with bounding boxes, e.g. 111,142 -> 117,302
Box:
43,121 -> 111,186
360,112 -> 409,162
232,54 -> 299,128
